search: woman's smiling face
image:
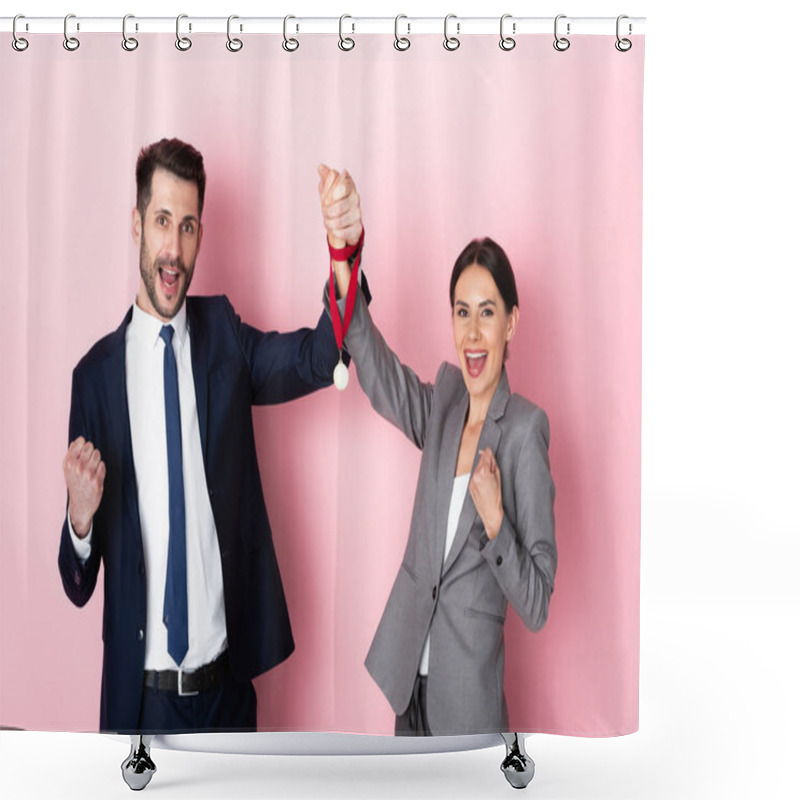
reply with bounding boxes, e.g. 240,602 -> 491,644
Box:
452,263 -> 519,407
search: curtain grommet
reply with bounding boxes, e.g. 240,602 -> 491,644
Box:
615,15 -> 633,52
63,13 -> 80,51
394,15 -> 410,51
121,14 -> 138,51
553,14 -> 570,52
226,15 -> 243,52
338,14 -> 355,51
499,14 -> 516,51
12,14 -> 29,51
443,14 -> 460,51
175,14 -> 192,51
283,15 -> 299,52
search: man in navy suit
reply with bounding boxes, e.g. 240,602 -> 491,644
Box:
58,139 -> 364,734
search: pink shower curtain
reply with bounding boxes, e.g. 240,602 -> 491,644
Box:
0,30 -> 643,736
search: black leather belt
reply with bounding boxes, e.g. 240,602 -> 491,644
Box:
143,650 -> 227,696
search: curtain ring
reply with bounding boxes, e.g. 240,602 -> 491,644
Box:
443,14 -> 460,51
283,15 -> 299,52
122,14 -> 138,51
394,15 -> 410,51
499,14 -> 516,51
226,15 -> 243,52
553,14 -> 570,52
176,14 -> 192,51
12,14 -> 29,52
63,13 -> 80,51
339,14 -> 355,51
615,15 -> 632,52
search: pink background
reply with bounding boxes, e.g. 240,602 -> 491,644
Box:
0,33 -> 643,736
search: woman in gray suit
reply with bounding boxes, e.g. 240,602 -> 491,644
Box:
320,168 -> 556,736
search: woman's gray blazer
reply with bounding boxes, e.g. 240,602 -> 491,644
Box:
344,287 -> 557,735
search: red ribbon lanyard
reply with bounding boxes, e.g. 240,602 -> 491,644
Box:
328,226 -> 364,351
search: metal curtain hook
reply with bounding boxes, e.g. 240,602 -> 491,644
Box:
339,14 -> 355,51
227,15 -> 243,52
615,15 -> 632,51
394,14 -> 410,51
12,14 -> 29,51
499,14 -> 516,51
443,14 -> 460,51
122,14 -> 138,51
176,14 -> 192,51
63,13 -> 80,51
553,14 -> 570,52
283,15 -> 299,52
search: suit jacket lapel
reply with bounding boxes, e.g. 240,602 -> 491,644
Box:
432,386 -> 470,574
187,299 -> 210,461
101,308 -> 142,534
441,370 -> 511,578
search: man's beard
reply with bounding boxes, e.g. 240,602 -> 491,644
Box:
139,232 -> 194,320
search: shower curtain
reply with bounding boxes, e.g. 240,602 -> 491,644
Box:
0,27 -> 644,737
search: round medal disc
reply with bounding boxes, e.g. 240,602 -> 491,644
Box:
333,359 -> 349,390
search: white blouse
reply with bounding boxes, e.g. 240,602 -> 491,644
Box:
418,473 -> 470,676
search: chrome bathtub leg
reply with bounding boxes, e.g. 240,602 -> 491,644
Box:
500,732 -> 535,789
121,734 -> 156,791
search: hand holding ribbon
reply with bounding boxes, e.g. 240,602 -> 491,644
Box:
318,164 -> 364,389
318,164 -> 362,247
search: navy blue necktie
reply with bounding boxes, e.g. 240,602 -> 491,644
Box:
160,325 -> 188,666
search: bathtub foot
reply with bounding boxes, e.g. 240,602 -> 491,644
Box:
500,733 -> 535,789
121,734 -> 156,791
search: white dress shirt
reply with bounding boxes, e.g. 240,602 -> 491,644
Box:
418,473 -> 470,676
71,299 -> 227,670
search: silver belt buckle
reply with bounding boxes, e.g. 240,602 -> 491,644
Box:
177,667 -> 199,697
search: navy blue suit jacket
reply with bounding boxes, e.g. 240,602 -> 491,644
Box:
58,295 -> 341,732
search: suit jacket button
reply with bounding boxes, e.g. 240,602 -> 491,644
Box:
432,586 -> 437,601
73,570 -> 81,585
496,556 -> 503,566
137,629 -> 144,642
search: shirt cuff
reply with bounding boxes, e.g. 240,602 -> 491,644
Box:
68,514 -> 93,564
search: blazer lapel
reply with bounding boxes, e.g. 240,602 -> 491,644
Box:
432,386 -> 470,573
101,309 -> 141,534
187,299 -> 210,461
441,370 -> 511,578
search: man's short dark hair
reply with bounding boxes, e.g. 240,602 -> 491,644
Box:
136,138 -> 206,220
